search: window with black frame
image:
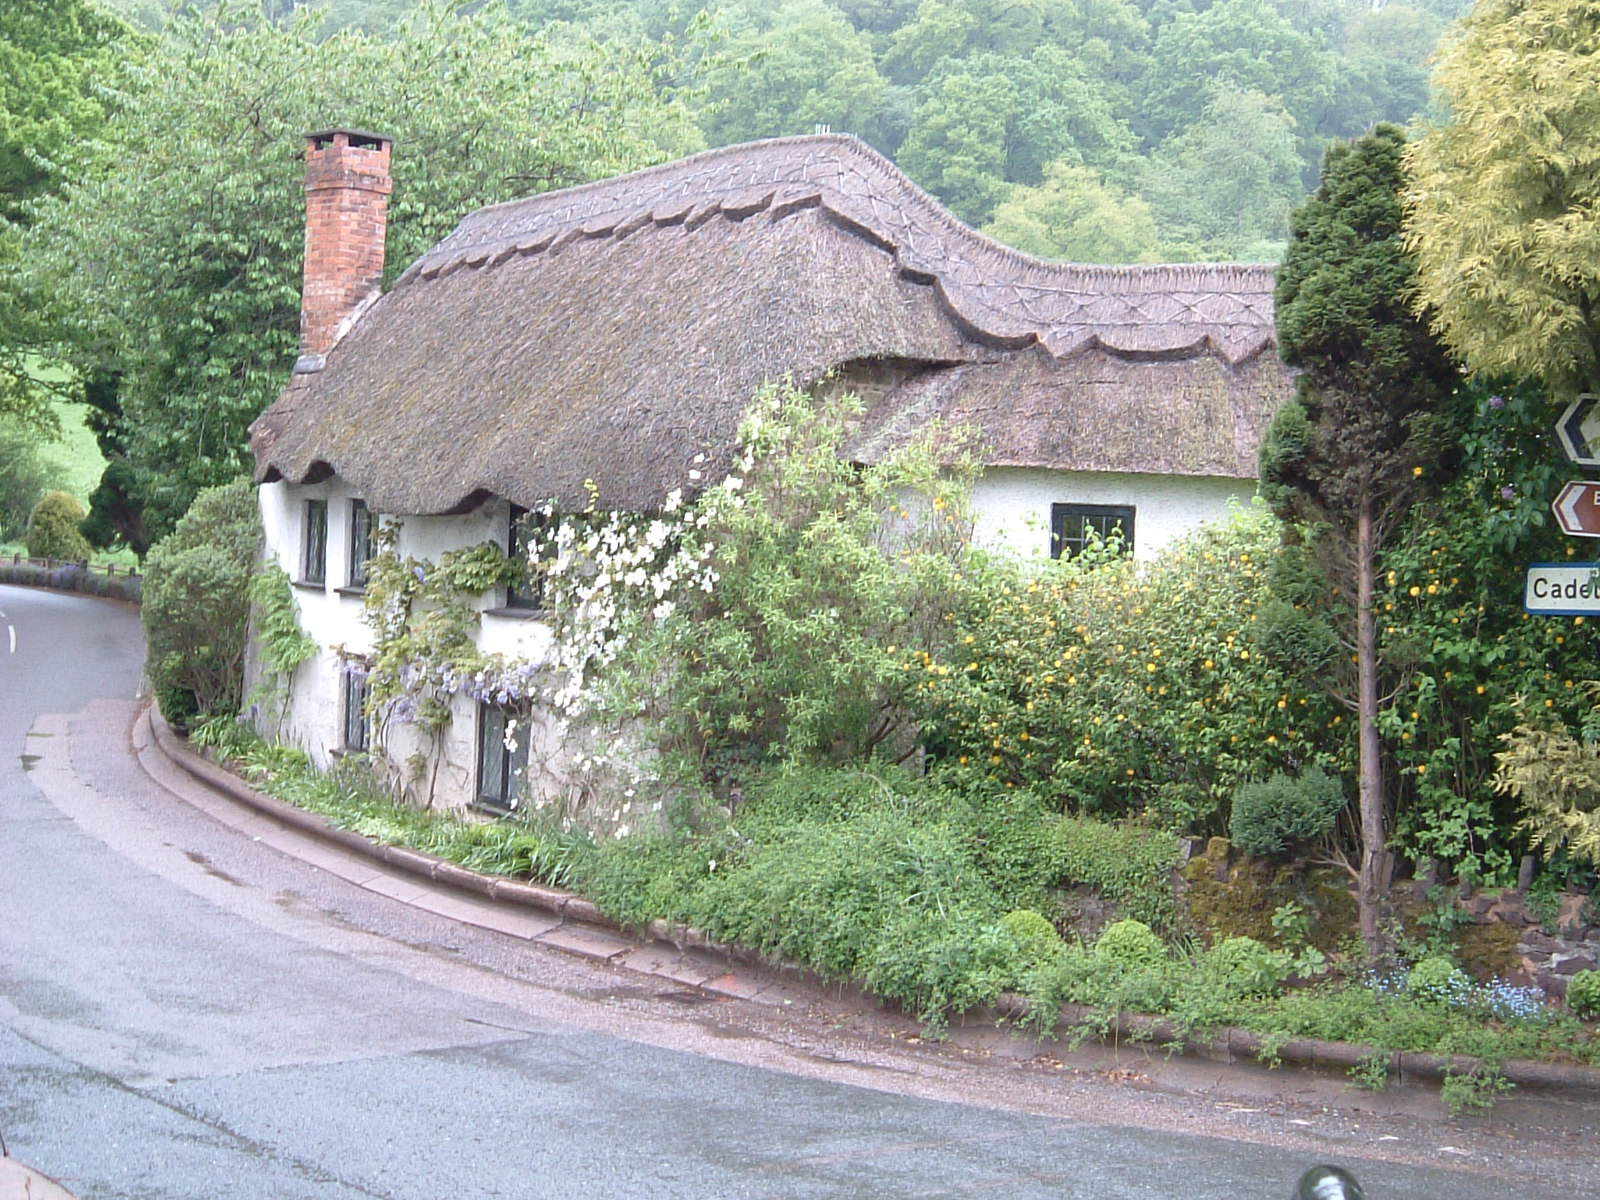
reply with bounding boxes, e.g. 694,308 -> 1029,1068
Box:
342,667 -> 370,752
348,499 -> 374,588
302,499 -> 328,583
476,703 -> 529,814
1050,502 -> 1135,559
505,504 -> 546,610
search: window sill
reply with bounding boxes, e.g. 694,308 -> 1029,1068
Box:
482,605 -> 545,621
290,578 -> 327,591
335,585 -> 367,598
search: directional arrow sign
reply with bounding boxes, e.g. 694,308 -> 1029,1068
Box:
1552,480 -> 1600,537
1556,394 -> 1600,465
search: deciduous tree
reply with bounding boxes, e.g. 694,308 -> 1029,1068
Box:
981,162 -> 1158,264
0,0 -> 133,430
25,0 -> 703,546
1141,88 -> 1304,262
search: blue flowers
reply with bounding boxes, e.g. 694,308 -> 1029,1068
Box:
1369,963 -> 1549,1024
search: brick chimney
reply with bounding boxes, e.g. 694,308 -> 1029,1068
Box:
295,128 -> 393,373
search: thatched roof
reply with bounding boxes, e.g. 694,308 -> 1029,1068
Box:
252,134 -> 1290,514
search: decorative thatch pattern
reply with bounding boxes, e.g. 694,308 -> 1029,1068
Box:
253,134 -> 1291,514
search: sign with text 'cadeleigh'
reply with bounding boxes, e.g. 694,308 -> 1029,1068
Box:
1525,563 -> 1600,615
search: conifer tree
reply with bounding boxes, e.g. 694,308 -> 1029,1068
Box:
1260,124 -> 1459,956
1404,0 -> 1600,397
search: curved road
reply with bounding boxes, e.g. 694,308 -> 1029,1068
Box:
1,584 -> 1593,1198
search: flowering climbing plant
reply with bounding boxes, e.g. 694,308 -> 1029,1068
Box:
357,525 -> 528,733
526,379 -> 983,797
349,380 -> 981,823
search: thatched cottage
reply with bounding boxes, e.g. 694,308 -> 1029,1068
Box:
249,129 -> 1291,811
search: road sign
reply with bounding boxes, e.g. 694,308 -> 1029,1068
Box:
1552,481 -> 1600,537
1556,394 -> 1600,465
1525,563 -> 1600,614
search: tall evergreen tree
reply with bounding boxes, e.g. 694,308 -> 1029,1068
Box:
1260,124 -> 1460,956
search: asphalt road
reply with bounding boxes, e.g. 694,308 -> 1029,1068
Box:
1,583 -> 1594,1199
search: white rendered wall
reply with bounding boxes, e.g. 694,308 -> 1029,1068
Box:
970,468 -> 1257,563
255,478 -> 554,809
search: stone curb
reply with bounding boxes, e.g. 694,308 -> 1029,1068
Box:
148,709 -> 1600,1100
0,1156 -> 79,1199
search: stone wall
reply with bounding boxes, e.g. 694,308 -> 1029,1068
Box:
1462,887 -> 1599,999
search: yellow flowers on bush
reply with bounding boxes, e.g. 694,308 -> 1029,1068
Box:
912,507 -> 1343,827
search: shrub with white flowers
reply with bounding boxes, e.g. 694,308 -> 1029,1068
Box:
527,379 -> 982,804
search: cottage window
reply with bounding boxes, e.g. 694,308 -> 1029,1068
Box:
342,668 -> 370,752
302,499 -> 328,584
1051,503 -> 1134,559
476,703 -> 529,814
505,505 -> 540,610
348,499 -> 374,589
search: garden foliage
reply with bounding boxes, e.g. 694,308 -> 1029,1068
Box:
1229,766 -> 1346,856
563,760 -> 1180,1032
1383,380 -> 1600,879
912,505 -> 1342,831
1569,970 -> 1600,1020
141,478 -> 259,726
530,380 -> 980,804
23,489 -> 91,562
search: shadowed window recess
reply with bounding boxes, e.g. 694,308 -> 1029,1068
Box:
348,499 -> 374,589
301,499 -> 327,583
1050,502 -> 1134,559
342,665 -> 370,752
505,504 -> 549,610
477,703 -> 529,814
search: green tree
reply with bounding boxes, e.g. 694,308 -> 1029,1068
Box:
1142,0 -> 1338,166
24,0 -> 703,546
0,420 -> 52,541
0,0 -> 130,222
1140,88 -> 1304,261
898,48 -> 1135,225
0,0 -> 134,430
142,478 -> 260,726
695,0 -> 890,148
1404,0 -> 1600,397
981,162 -> 1158,263
1259,124 -> 1460,956
24,490 -> 92,562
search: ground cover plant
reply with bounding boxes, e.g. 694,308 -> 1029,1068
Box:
190,715 -> 581,885
185,714 -> 1600,1110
